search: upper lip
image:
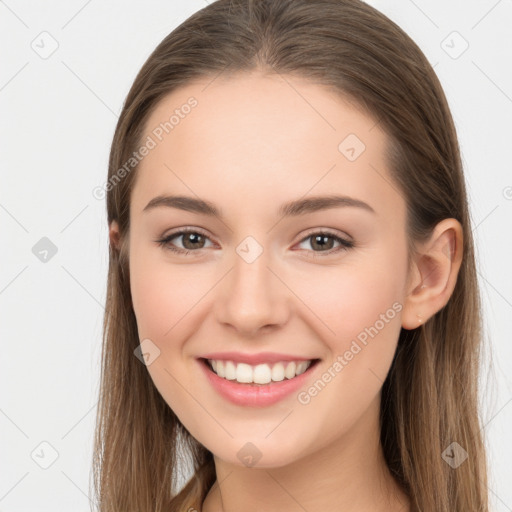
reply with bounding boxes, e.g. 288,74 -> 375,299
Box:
199,351 -> 319,366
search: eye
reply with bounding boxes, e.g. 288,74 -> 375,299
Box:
155,228 -> 214,255
296,230 -> 354,256
155,228 -> 355,257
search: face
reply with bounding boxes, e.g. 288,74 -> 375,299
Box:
126,72 -> 411,468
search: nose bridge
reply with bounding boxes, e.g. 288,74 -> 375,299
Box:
215,237 -> 288,334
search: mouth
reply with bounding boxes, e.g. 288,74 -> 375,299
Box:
199,357 -> 321,386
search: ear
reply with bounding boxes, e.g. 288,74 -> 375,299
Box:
109,220 -> 121,251
401,218 -> 463,330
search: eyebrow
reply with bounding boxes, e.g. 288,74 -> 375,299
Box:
142,194 -> 376,217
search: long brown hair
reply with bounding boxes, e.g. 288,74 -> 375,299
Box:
92,0 -> 490,510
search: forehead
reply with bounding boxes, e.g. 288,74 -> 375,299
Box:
131,72 -> 402,220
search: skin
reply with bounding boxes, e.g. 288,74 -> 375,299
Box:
109,71 -> 463,512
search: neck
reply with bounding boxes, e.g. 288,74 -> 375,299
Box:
201,393 -> 410,512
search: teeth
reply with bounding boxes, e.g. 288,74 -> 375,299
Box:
237,363 -> 255,383
207,359 -> 314,384
271,362 -> 285,382
225,361 -> 236,380
285,362 -> 297,379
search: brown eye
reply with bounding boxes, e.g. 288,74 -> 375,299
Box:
181,232 -> 206,249
310,234 -> 336,251
156,229 -> 213,254
297,231 -> 354,256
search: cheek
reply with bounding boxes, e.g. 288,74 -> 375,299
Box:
292,255 -> 404,344
128,247 -> 210,427
129,244 -> 207,339
287,269 -> 402,445
290,252 -> 405,397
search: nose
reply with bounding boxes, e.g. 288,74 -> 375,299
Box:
215,247 -> 290,337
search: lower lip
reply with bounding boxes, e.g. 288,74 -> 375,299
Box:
197,358 -> 320,407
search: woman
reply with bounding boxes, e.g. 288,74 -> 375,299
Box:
92,1 -> 489,510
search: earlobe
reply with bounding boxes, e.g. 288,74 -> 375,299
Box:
109,220 -> 121,251
401,218 -> 463,330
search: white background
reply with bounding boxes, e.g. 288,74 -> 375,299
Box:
1,1 -> 511,510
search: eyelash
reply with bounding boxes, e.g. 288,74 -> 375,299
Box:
155,227 -> 355,258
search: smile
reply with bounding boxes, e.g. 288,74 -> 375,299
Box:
198,357 -> 321,407
207,358 -> 314,384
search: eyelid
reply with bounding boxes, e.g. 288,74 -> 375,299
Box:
298,226 -> 353,244
162,226 -> 212,240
